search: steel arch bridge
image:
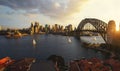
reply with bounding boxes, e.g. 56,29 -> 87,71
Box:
77,18 -> 108,43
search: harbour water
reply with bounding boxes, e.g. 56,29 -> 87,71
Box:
0,34 -> 105,63
0,35 -> 105,71
80,36 -> 105,44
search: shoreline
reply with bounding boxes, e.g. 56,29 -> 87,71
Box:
81,41 -> 120,60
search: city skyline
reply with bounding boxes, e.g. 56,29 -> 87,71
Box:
0,0 -> 120,30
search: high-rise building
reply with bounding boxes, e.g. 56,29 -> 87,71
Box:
39,25 -> 43,32
29,22 -> 40,34
66,24 -> 73,32
51,25 -> 55,32
29,23 -> 34,35
54,24 -> 58,32
45,24 -> 48,33
34,22 -> 39,34
60,26 -> 64,32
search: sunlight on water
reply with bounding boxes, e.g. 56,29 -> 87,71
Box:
80,36 -> 105,44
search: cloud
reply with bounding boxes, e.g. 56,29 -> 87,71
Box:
54,2 -> 61,9
0,0 -> 89,19
24,13 -> 38,18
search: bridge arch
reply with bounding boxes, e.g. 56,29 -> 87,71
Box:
77,18 -> 108,43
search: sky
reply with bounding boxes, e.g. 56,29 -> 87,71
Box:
0,0 -> 120,29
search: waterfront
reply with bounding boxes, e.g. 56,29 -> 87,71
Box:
0,34 -> 105,62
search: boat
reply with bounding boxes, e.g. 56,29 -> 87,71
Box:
32,39 -> 36,45
68,37 -> 72,43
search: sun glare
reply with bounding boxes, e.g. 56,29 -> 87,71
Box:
116,23 -> 119,31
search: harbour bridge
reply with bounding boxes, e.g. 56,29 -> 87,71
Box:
76,18 -> 108,43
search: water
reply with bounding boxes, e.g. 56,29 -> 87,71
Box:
0,34 -> 105,62
80,36 -> 105,44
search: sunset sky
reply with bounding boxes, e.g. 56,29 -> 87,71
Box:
0,0 -> 120,29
